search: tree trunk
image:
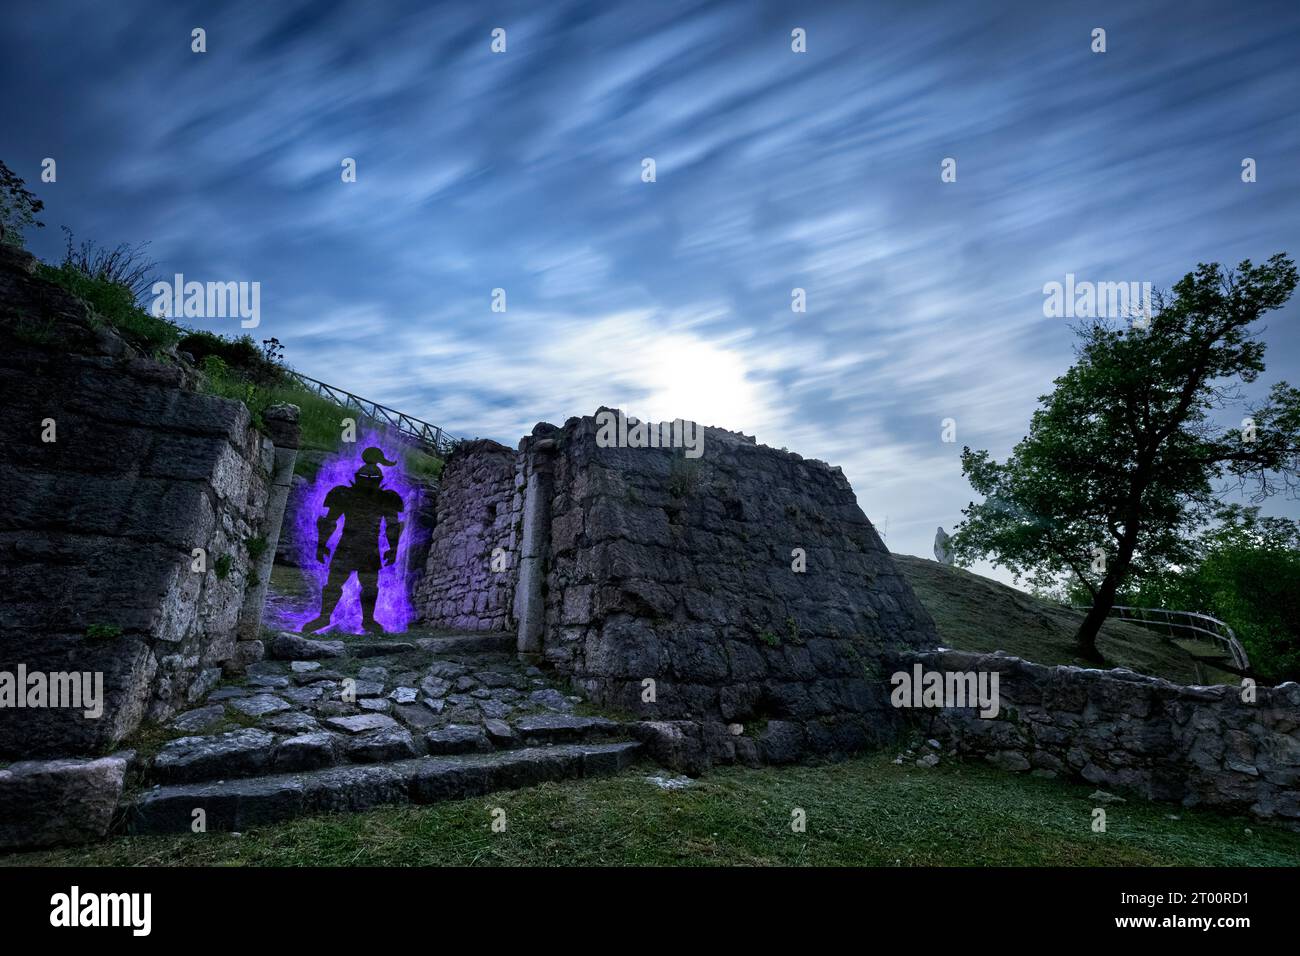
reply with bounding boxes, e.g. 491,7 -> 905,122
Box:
1075,552 -> 1133,664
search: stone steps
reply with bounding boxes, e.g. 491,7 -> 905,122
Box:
125,741 -> 642,834
147,713 -> 634,786
267,630 -> 516,661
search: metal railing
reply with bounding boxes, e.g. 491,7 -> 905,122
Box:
284,370 -> 460,457
1082,604 -> 1251,675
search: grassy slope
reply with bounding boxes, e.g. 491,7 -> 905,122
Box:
893,554 -> 1234,684
7,754 -> 1295,867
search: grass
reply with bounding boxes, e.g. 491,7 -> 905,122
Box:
4,752 -> 1296,867
894,554 -> 1236,684
32,254 -> 446,480
36,260 -> 181,353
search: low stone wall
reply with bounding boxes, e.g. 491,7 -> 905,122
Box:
413,439 -> 518,632
900,649 -> 1300,825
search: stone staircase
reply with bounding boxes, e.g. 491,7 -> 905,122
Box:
123,629 -> 643,835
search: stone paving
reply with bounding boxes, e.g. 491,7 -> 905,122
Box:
145,629 -> 632,788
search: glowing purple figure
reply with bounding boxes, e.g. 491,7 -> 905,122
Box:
288,431 -> 421,634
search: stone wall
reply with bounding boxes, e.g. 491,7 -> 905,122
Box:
900,648 -> 1300,826
0,244 -> 296,760
534,409 -> 939,770
413,439 -> 519,632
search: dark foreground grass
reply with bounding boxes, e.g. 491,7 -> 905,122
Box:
6,753 -> 1297,867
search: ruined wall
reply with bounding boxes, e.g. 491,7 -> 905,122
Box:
0,245 -> 294,759
535,409 -> 939,769
901,649 -> 1300,826
413,439 -> 519,632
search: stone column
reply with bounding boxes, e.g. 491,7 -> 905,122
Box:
514,425 -> 558,657
235,403 -> 301,648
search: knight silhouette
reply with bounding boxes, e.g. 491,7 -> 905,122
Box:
301,446 -> 404,635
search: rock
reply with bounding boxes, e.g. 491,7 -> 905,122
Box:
926,739 -> 942,750
153,729 -> 276,783
359,698 -> 392,713
423,698 -> 446,714
916,753 -> 940,768
340,679 -> 385,699
389,686 -> 418,705
274,733 -> 338,772
727,723 -> 744,736
421,676 -> 451,699
1090,789 -> 1127,804
248,674 -> 291,689
483,719 -> 515,744
454,676 -> 476,692
514,713 -> 620,743
0,753 -> 131,849
478,699 -> 513,720
262,712 -> 320,734
528,688 -> 575,713
426,661 -> 468,680
290,661 -> 322,673
358,666 -> 389,683
424,725 -> 492,754
353,642 -> 417,658
226,640 -> 265,674
228,694 -> 291,718
294,669 -> 340,686
633,721 -> 708,776
280,685 -> 324,707
209,687 -> 252,701
757,720 -> 805,765
987,751 -> 1031,772
343,727 -> 419,763
269,633 -> 346,660
127,742 -> 642,835
169,704 -> 226,733
933,526 -> 954,565
326,714 -> 402,735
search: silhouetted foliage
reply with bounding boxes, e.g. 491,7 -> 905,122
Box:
0,159 -> 44,247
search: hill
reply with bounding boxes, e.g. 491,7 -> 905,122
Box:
892,554 -> 1234,685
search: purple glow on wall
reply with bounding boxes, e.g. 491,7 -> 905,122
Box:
285,430 -> 422,634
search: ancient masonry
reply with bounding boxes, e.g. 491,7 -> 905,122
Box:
0,245 -> 297,844
417,412 -> 942,772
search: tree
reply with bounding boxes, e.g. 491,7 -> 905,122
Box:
951,254 -> 1299,663
0,159 -> 45,247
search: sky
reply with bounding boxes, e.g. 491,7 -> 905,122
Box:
2,0 -> 1298,579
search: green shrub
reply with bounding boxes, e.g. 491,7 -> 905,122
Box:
179,332 -> 281,384
214,553 -> 233,580
85,624 -> 123,640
